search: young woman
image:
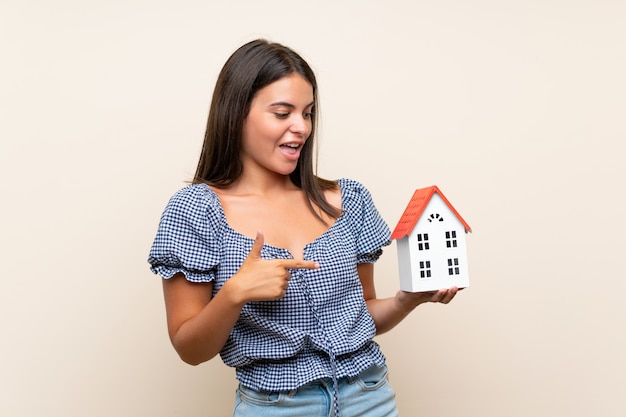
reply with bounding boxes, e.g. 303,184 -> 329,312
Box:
148,39 -> 459,417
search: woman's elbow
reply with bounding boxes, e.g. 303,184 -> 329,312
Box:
171,336 -> 215,366
179,354 -> 205,366
174,345 -> 214,366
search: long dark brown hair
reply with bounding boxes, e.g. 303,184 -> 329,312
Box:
193,39 -> 340,221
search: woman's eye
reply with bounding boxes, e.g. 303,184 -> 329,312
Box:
303,112 -> 313,119
274,113 -> 289,119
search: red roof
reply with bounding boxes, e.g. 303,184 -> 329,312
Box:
390,186 -> 471,240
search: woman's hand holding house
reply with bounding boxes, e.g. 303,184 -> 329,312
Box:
396,286 -> 460,308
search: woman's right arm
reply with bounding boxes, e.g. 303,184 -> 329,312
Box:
162,274 -> 245,365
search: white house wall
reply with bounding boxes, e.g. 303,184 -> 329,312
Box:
396,238 -> 414,291
406,193 -> 470,292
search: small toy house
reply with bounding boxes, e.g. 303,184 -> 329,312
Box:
391,186 -> 472,292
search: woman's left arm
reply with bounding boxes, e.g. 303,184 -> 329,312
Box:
358,263 -> 459,335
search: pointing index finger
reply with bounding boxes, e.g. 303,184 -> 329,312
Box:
281,259 -> 320,270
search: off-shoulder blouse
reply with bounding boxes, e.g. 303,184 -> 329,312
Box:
148,178 -> 391,391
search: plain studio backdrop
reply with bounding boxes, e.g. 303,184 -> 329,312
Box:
1,1 -> 624,416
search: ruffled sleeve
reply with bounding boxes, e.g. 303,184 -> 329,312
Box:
147,184 -> 223,283
338,178 -> 391,263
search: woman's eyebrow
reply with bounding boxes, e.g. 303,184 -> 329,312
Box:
269,101 -> 315,109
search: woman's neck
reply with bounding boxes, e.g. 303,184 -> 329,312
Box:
223,170 -> 298,196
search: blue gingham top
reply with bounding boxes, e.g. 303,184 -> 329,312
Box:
148,178 -> 391,391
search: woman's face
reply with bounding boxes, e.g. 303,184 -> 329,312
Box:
241,73 -> 314,178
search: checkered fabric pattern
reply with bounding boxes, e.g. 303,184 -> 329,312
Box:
148,178 -> 391,391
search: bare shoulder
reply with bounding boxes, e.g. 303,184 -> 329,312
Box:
208,184 -> 232,198
324,183 -> 342,211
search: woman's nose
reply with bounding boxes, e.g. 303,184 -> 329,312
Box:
290,115 -> 309,136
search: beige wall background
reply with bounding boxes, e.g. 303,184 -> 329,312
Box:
2,1 -> 625,416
